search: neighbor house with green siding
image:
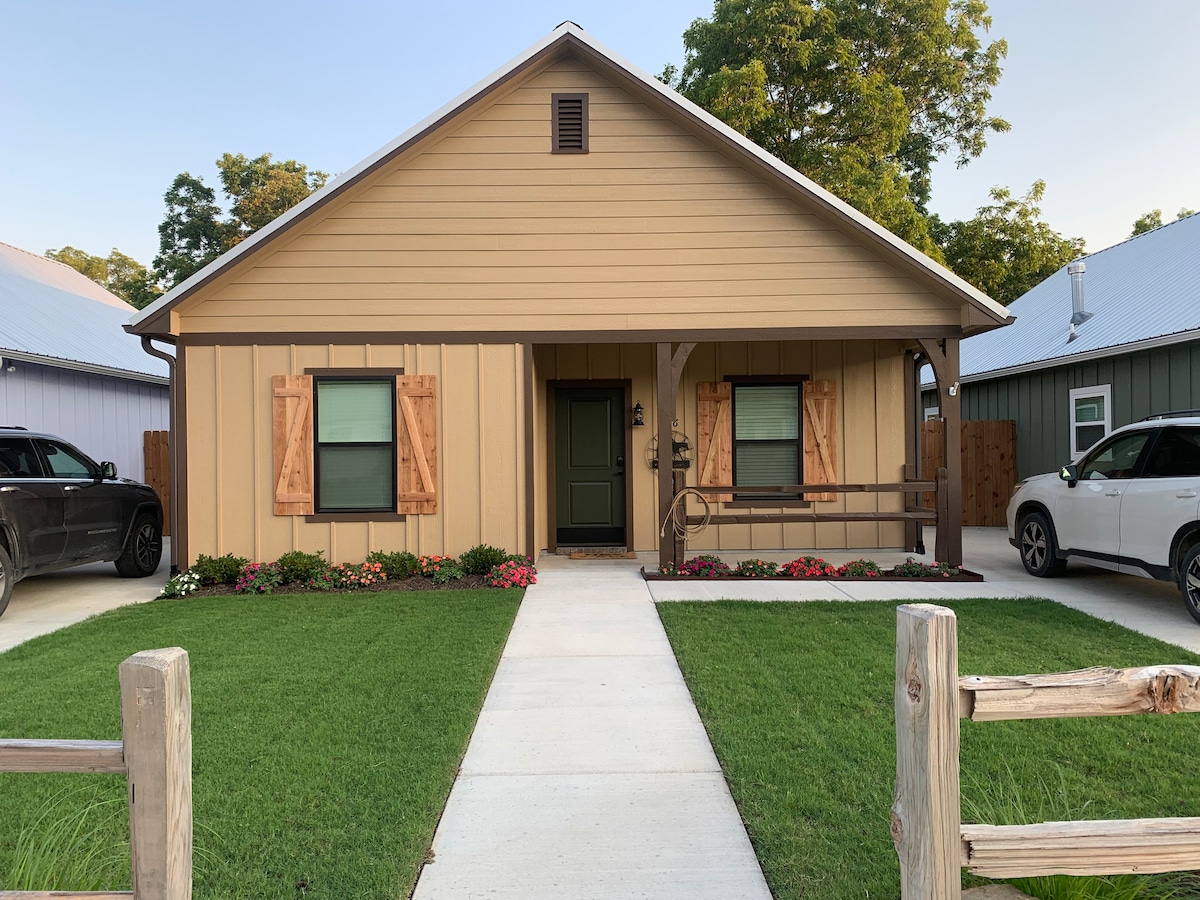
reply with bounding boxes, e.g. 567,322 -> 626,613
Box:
924,212 -> 1200,479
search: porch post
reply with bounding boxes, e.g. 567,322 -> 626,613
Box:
655,342 -> 696,570
903,349 -> 918,553
919,338 -> 963,567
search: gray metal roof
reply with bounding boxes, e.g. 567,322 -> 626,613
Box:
954,212 -> 1200,382
0,243 -> 169,383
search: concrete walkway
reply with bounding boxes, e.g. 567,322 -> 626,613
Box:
411,560 -> 772,900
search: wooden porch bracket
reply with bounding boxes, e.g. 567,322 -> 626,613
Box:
919,338 -> 962,567
657,342 -> 695,570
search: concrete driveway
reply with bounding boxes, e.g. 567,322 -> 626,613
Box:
0,540 -> 170,653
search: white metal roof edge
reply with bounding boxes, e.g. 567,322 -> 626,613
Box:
0,348 -> 170,385
920,326 -> 1200,388
130,22 -> 1010,330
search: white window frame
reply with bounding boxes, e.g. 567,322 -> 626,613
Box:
1069,384 -> 1112,460
923,405 -> 940,421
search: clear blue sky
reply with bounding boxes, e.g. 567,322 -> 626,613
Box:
3,0 -> 1198,268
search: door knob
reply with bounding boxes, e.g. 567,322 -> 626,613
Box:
616,455 -> 625,467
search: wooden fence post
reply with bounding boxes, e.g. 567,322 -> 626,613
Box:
892,604 -> 961,900
120,648 -> 192,900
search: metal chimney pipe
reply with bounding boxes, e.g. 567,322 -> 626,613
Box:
1068,260 -> 1092,325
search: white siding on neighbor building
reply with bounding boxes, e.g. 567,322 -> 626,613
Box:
0,360 -> 168,481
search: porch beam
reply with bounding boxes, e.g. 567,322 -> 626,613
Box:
919,338 -> 963,566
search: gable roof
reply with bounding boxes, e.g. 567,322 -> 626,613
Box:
0,243 -> 169,383
951,212 -> 1200,383
128,23 -> 1010,337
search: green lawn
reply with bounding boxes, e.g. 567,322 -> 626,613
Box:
657,599 -> 1200,900
0,590 -> 520,898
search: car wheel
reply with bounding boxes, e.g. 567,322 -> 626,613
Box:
0,543 -> 13,617
1018,511 -> 1067,577
1178,544 -> 1200,625
115,514 -> 162,578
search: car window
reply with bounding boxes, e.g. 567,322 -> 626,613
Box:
37,440 -> 97,479
0,438 -> 44,477
1078,431 -> 1150,480
1141,427 -> 1200,478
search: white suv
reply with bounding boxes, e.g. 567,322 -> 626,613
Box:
1007,413 -> 1200,623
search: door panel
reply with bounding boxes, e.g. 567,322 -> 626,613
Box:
0,436 -> 66,571
1120,427 -> 1200,571
36,439 -> 125,562
1053,430 -> 1151,559
556,387 -> 626,545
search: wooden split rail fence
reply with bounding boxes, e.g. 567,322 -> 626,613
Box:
892,604 -> 1200,897
0,648 -> 192,900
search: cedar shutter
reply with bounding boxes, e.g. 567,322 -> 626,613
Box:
803,380 -> 839,502
272,375 -> 314,515
396,375 -> 437,514
696,382 -> 732,502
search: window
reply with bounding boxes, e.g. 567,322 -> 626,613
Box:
314,378 -> 396,512
0,438 -> 43,478
1142,427 -> 1200,478
1077,431 -> 1149,480
732,383 -> 801,498
1069,384 -> 1112,459
37,439 -> 96,479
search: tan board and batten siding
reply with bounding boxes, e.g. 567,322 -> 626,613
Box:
176,56 -> 930,563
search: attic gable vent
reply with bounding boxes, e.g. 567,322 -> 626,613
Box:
552,93 -> 588,153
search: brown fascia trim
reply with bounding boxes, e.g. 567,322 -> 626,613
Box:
130,36 -> 577,337
304,367 -> 405,376
178,325 -> 962,348
305,513 -> 407,523
565,39 -> 1008,328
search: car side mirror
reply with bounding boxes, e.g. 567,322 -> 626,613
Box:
101,461 -> 117,479
1059,464 -> 1078,487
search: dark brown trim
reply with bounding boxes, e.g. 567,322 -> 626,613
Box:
551,92 -> 589,153
903,349 -> 919,552
545,379 -> 635,552
132,35 -> 574,336
304,513 -> 407,523
304,367 -> 405,376
176,343 -> 189,568
920,338 -> 963,566
177,325 -> 963,348
723,500 -> 813,510
523,343 -> 536,559
723,374 -> 811,384
691,511 -> 936,525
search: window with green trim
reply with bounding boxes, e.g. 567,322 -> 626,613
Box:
314,378 -> 396,512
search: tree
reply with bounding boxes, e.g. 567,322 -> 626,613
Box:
933,180 -> 1085,304
45,246 -> 163,309
1131,207 -> 1195,236
665,0 -> 1009,256
154,154 -> 329,288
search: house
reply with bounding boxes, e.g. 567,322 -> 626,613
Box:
126,24 -> 1010,572
925,212 -> 1200,480
0,242 -> 169,481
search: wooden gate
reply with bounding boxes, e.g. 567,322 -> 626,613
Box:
921,420 -> 1015,527
144,430 -> 171,536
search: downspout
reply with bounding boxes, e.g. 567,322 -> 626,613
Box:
139,336 -> 180,574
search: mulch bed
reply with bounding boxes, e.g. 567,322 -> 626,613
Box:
183,574 -> 498,597
641,567 -> 985,583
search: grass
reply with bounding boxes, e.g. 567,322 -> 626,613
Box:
0,589 -> 521,898
657,598 -> 1200,900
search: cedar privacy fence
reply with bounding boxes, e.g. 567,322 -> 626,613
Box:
0,648 -> 192,900
892,604 -> 1200,898
143,431 -> 171,537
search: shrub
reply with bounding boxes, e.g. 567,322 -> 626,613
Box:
275,550 -> 329,584
304,570 -> 339,592
416,554 -> 456,577
677,555 -> 732,578
459,544 -> 509,575
333,561 -> 387,591
890,557 -> 960,578
781,556 -> 837,578
365,550 -> 419,579
836,559 -> 883,578
431,562 -> 467,585
191,553 -> 249,585
735,559 -> 778,577
158,571 -> 202,599
235,562 -> 283,595
488,559 -> 536,588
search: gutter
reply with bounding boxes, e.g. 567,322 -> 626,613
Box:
139,335 -> 179,574
0,348 -> 169,385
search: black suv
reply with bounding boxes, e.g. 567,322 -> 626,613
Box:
0,427 -> 163,616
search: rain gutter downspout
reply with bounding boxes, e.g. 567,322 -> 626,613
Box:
139,335 -> 179,574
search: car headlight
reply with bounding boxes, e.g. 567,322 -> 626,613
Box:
1010,480 -> 1027,499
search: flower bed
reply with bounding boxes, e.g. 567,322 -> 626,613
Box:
159,545 -> 537,599
644,554 -> 983,582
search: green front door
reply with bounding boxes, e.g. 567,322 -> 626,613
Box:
555,387 -> 626,546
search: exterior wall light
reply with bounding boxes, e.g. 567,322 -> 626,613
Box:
632,402 -> 645,426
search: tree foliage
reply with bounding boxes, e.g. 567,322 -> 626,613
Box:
154,153 -> 328,288
45,246 -> 163,309
932,180 -> 1085,304
666,0 -> 1009,256
1131,206 -> 1196,237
